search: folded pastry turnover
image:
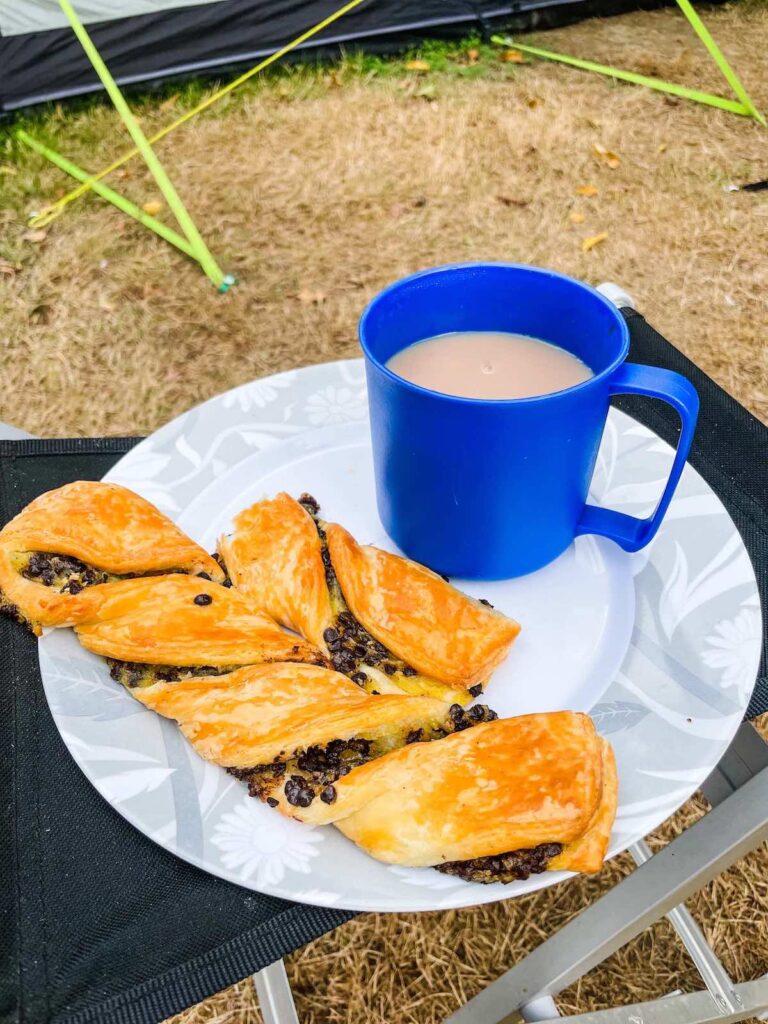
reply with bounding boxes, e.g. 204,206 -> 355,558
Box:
218,493 -> 520,704
134,661 -> 496,808
75,575 -> 324,687
0,481 -> 223,634
330,712 -> 617,879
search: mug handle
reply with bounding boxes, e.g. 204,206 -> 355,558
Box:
575,363 -> 699,552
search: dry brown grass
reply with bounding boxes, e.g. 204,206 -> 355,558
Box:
1,4 -> 767,436
1,4 -> 767,1021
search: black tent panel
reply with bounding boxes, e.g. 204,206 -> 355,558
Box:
0,0 -> 591,112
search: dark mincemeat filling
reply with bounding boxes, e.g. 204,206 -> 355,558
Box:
16,550 -> 191,595
0,552 -> 218,633
211,552 -> 234,587
20,552 -> 116,593
229,736 -> 375,806
229,702 -> 498,809
437,842 -> 563,884
298,494 -> 424,690
0,552 -> 126,632
108,659 -> 237,689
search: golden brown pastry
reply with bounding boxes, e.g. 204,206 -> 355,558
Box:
327,521 -> 520,692
548,739 -> 618,874
218,493 -> 333,649
75,575 -> 324,687
0,481 -> 223,634
322,712 -> 616,881
133,661 -> 495,807
130,655 -> 614,880
219,493 -> 520,704
1,480 -> 614,885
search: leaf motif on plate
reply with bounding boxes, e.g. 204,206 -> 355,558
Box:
60,733 -> 159,763
222,372 -> 297,412
389,866 -> 467,889
600,477 -> 665,513
664,492 -> 725,522
111,449 -> 171,481
103,450 -> 178,510
638,766 -> 715,783
197,761 -> 231,818
101,767 -> 175,801
618,671 -> 743,738
339,360 -> 367,387
614,786 -> 694,819
590,700 -> 649,734
174,435 -> 202,469
573,534 -> 606,576
659,534 -> 754,640
590,416 -> 619,501
240,431 -> 280,449
292,889 -> 341,904
622,423 -> 655,440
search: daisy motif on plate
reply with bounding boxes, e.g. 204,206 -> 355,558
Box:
702,606 -> 762,695
211,798 -> 324,887
304,385 -> 366,426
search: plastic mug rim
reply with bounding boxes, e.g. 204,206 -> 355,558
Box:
358,262 -> 631,407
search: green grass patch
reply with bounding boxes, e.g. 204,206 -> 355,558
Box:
0,32 -> 520,143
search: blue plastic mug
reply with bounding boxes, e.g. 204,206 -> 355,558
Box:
359,263 -> 699,579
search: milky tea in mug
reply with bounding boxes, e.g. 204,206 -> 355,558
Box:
386,331 -> 593,400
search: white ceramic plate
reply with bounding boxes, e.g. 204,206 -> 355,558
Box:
38,360 -> 762,912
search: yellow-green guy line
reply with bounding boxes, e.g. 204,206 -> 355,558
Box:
492,0 -> 763,124
17,130 -> 198,260
675,0 -> 763,122
28,0 -> 369,229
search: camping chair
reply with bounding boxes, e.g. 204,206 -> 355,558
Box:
2,286 -> 766,1024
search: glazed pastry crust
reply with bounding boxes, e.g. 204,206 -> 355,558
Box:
550,739 -> 617,873
134,661 -> 450,768
75,575 -> 323,667
218,494 -> 333,650
326,523 -> 521,690
330,712 -> 605,863
0,481 -> 222,631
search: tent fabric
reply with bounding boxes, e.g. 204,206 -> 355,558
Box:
0,0 -> 589,112
0,0 -> 217,36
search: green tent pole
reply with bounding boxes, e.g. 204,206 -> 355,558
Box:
17,131 -> 198,259
674,0 -> 764,124
492,1 -> 764,125
56,0 -> 232,290
492,37 -> 750,116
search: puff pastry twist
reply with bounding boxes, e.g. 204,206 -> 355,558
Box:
1,482 -> 617,884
